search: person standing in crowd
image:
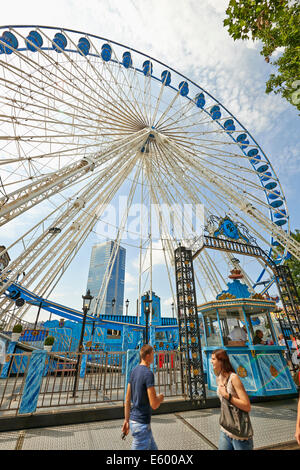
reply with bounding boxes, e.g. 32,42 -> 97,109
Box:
122,344 -> 164,450
212,349 -> 253,450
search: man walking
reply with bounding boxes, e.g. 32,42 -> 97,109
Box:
122,344 -> 164,450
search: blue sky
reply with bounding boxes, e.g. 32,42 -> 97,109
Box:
1,0 -> 299,321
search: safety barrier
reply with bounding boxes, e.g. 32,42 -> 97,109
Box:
0,349 -> 187,416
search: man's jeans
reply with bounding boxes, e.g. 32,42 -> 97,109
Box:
130,420 -> 158,450
219,430 -> 253,450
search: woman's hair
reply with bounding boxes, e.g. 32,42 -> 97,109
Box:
212,349 -> 235,374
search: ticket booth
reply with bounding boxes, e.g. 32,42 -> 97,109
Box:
198,270 -> 297,397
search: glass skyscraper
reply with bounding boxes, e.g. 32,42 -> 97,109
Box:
86,241 -> 126,316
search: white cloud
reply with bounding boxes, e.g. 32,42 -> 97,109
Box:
132,240 -> 166,270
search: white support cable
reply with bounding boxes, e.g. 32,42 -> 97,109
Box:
147,138 -> 286,292
14,151 -> 139,320
148,160 -> 219,297
146,176 -> 179,309
93,154 -> 143,316
0,156 -> 135,318
137,162 -> 145,324
163,137 -> 300,260
0,128 -> 149,225
0,146 -> 133,296
8,29 -> 136,127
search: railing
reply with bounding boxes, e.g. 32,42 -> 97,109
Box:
0,352 -> 30,414
0,310 -> 35,333
0,350 -> 187,417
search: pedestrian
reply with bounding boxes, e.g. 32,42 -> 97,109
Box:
228,324 -> 248,342
122,344 -> 164,450
211,349 -> 253,450
278,334 -> 285,346
295,393 -> 300,446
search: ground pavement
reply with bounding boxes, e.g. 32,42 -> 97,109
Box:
0,398 -> 299,451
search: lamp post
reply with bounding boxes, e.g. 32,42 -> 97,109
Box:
125,299 -> 129,316
171,302 -> 175,319
73,289 -> 93,397
143,292 -> 152,344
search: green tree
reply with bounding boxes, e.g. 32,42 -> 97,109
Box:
223,0 -> 300,111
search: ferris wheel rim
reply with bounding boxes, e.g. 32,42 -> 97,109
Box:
0,24 -> 289,234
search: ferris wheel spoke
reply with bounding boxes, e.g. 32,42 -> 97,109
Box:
0,128 -> 149,226
151,154 -> 256,295
149,166 -> 220,298
94,157 -> 144,315
156,98 -> 199,133
11,152 -> 142,319
159,136 -> 279,214
1,50 -> 143,143
61,31 -> 147,126
0,148 -> 138,298
165,137 -> 299,259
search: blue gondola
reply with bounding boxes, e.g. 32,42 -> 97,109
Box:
78,37 -> 90,56
161,70 -> 171,86
195,92 -> 205,108
260,171 -> 272,182
257,164 -> 269,173
224,119 -> 235,133
268,190 -> 280,200
275,219 -> 287,226
122,51 -> 132,68
265,181 -> 277,190
101,43 -> 112,61
247,148 -> 261,164
274,209 -> 286,219
179,81 -> 189,96
53,33 -> 67,52
142,60 -> 153,76
0,31 -> 18,54
26,30 -> 43,51
210,105 -> 221,120
236,133 -> 249,150
270,199 -> 284,208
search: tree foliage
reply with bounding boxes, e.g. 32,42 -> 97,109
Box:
224,0 -> 300,111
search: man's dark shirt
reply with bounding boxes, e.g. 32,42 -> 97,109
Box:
129,365 -> 154,424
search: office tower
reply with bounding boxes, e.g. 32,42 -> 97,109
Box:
86,241 -> 126,316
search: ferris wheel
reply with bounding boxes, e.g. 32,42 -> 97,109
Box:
0,25 -> 299,322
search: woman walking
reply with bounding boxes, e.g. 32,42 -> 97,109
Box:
212,349 -> 253,450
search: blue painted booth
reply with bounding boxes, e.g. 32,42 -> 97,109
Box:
198,270 -> 297,397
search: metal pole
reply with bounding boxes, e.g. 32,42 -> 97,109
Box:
145,309 -> 149,344
72,307 -> 88,397
34,302 -> 42,330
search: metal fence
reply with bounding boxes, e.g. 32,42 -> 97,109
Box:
0,350 -> 187,416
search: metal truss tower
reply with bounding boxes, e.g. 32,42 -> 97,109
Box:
174,245 -> 206,402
